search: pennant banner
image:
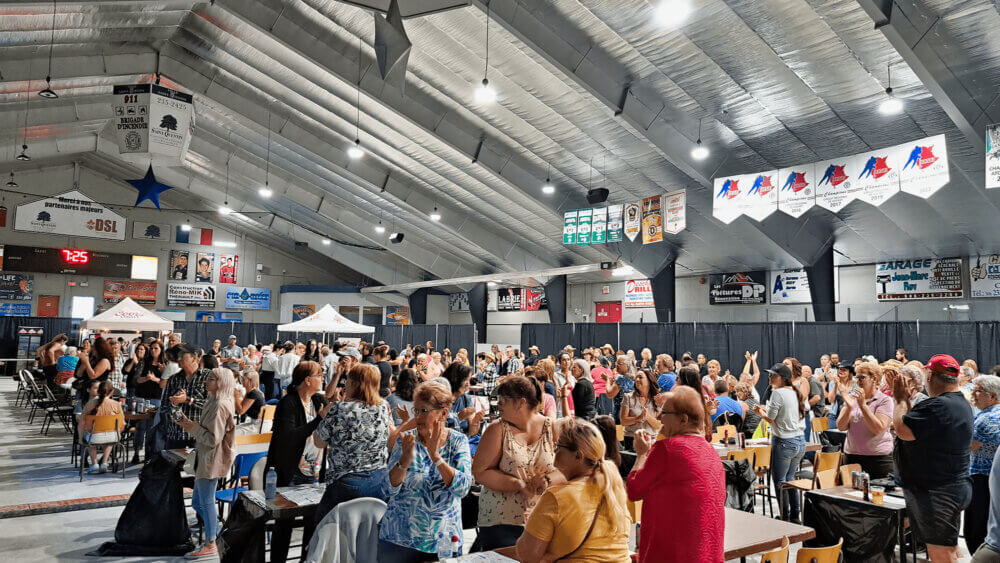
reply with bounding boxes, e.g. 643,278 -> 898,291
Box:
898,134 -> 949,198
562,211 -> 577,245
641,195 -> 663,244
815,155 -> 861,212
854,145 -> 901,206
576,209 -> 592,245
623,203 -> 640,241
777,163 -> 816,218
713,175 -> 744,224
663,190 -> 686,234
606,205 -> 623,243
591,207 -> 607,244
148,84 -> 194,165
112,84 -> 150,154
745,170 -> 778,221
988,124 -> 1000,190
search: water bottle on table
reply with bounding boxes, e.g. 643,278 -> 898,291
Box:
265,467 -> 278,499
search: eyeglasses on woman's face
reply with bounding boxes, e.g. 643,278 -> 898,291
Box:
554,441 -> 577,452
414,406 -> 446,416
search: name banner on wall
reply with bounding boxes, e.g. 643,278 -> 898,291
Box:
448,293 -> 469,312
562,211 -> 577,245
132,221 -> 170,241
14,191 -> 126,240
591,208 -> 607,244
576,209 -> 592,245
606,205 -> 623,242
709,271 -> 767,305
112,84 -> 150,153
496,287 -> 547,311
971,255 -> 1000,298
623,203 -> 640,241
0,303 -> 31,317
988,124 -> 1000,189
225,287 -> 271,310
663,190 -> 686,234
385,306 -> 410,325
167,283 -> 216,307
0,273 -> 33,300
624,279 -> 654,308
875,257 -> 962,301
104,280 -> 157,305
641,195 -> 663,244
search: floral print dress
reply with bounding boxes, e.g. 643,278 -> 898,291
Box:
315,401 -> 391,483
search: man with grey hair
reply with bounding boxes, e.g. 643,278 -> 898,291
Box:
972,378 -> 1000,562
892,354 -> 973,562
965,375 -> 1000,554
899,364 -> 929,405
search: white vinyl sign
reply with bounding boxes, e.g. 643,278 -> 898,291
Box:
14,190 -> 126,240
988,124 -> 1000,190
663,189 -> 686,234
167,283 -> 216,307
743,171 -> 778,221
112,84 -> 150,154
624,279 -> 654,308
971,255 -> 1000,298
132,221 -> 171,241
854,145 -> 901,206
148,85 -> 194,164
712,174 -> 745,224
898,134 -> 949,199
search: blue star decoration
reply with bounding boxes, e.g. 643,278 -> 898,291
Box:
126,165 -> 174,210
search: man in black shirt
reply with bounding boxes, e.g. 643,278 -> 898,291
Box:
892,354 -> 973,561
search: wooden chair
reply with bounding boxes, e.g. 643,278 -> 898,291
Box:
838,463 -> 862,486
796,537 -> 843,563
761,536 -> 790,563
815,468 -> 838,489
235,432 -> 273,447
811,416 -> 830,433
615,425 -> 625,443
258,405 -> 277,433
813,451 -> 841,473
728,450 -> 752,463
747,445 -> 775,517
716,424 -> 738,440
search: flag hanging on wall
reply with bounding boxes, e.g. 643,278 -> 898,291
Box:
175,226 -> 213,245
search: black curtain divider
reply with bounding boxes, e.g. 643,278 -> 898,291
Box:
573,324 -> 620,353
791,323 -> 840,370
521,324 -> 575,359
650,262 -> 676,323
979,323 -> 1000,372
0,316 -> 76,359
468,283 -> 488,344
805,246 -> 836,321
912,322 -> 978,367
618,323 -> 676,358
436,325 -> 476,355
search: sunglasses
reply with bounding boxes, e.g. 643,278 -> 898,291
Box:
554,442 -> 577,452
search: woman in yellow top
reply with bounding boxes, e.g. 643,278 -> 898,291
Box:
513,417 -> 631,562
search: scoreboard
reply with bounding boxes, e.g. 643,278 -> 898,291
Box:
1,245 -> 132,277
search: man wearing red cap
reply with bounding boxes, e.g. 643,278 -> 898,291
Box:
892,354 -> 973,562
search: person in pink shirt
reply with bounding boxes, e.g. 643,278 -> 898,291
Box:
837,363 -> 895,478
590,356 -> 617,416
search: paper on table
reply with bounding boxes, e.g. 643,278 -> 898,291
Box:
444,552 -> 517,562
276,484 -> 325,506
844,490 -> 906,507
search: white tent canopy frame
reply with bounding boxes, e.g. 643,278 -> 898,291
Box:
81,297 -> 174,332
276,304 -> 375,335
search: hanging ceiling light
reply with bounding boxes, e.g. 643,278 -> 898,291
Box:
655,0 -> 692,27
181,220 -> 192,232
691,117 -> 709,160
473,2 -> 497,105
260,101 -> 273,197
429,206 -> 441,221
348,139 -> 364,160
218,205 -> 233,215
16,144 -> 30,161
321,238 -> 331,245
375,222 -> 386,234
348,37 -> 366,160
258,187 -> 273,198
38,0 -> 58,98
6,171 -> 18,188
542,163 -> 555,194
878,63 -> 904,116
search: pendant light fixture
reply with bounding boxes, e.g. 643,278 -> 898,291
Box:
691,117 -> 709,160
17,67 -> 31,162
655,0 -> 692,27
375,210 -> 386,233
181,218 -> 192,232
259,101 -> 273,197
38,0 -> 58,98
6,171 -> 17,188
429,205 -> 441,221
878,62 -> 904,116
219,137 -> 233,215
542,163 -> 554,194
473,1 -> 497,104
348,36 -> 365,160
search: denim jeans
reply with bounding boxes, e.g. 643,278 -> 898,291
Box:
192,478 -> 219,542
377,539 -> 440,562
313,467 -> 391,526
133,398 -> 160,454
771,435 -> 806,520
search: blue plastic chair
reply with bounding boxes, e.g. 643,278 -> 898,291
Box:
215,451 -> 267,519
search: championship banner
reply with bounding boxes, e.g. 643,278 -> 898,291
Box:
0,273 -> 32,300
148,84 -> 194,163
641,195 -> 663,244
988,124 -> 1000,189
385,306 -> 410,325
104,280 -> 157,305
663,190 -> 686,234
448,293 -> 469,312
606,205 -> 623,242
709,271 -> 767,305
970,255 -> 1000,298
225,287 -> 271,310
195,253 -> 214,282
713,175 -> 744,224
562,211 -> 578,245
112,84 -> 150,154
898,134 -> 949,199
815,155 -> 862,212
875,257 -> 962,301
576,209 -> 592,245
855,145 -> 901,206
623,203 -> 640,241
292,304 -> 315,321
777,164 -> 816,218
218,254 -> 238,284
169,250 -> 190,280
591,207 -> 607,244
167,283 -> 216,307
14,190 -> 126,240
744,171 -> 778,221
0,303 -> 30,317
624,279 -> 654,308
132,221 -> 170,241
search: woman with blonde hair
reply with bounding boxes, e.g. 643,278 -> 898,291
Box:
639,348 -> 653,370
511,417 -> 630,562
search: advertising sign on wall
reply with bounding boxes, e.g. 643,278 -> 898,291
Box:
37,295 -> 60,317
606,205 -> 623,242
132,221 -> 170,241
167,283 -> 216,307
0,303 -> 31,317
448,292 -> 470,312
562,211 -> 577,245
988,124 -> 1000,190
709,271 -> 767,305
104,280 -> 157,305
195,311 -> 242,322
875,257 -> 962,301
385,306 -> 411,325
970,255 -> 1000,298
623,279 -> 654,308
0,273 -> 33,301
292,304 -> 315,321
225,287 -> 271,310
495,287 -> 548,311
14,190 -> 126,241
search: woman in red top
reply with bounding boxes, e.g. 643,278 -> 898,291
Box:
627,385 -> 726,563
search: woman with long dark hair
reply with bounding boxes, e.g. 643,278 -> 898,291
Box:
38,333 -> 68,386
79,380 -> 124,474
76,338 -> 115,408
620,369 -> 660,451
387,368 -> 417,425
676,365 -> 717,437
304,339 -> 321,363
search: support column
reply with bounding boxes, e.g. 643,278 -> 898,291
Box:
468,283 -> 488,344
544,275 -> 567,324
408,288 -> 429,325
805,246 -> 836,322
650,262 -> 676,323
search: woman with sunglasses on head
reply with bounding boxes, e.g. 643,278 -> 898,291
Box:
837,363 -> 895,479
472,375 -> 562,551
620,369 -> 661,452
509,417 -> 630,562
379,381 -> 473,561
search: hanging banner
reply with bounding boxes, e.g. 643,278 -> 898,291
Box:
14,190 -> 126,240
496,288 -> 521,311
988,124 -> 1000,190
815,155 -> 863,212
709,271 -> 767,305
195,252 -> 214,282
713,175 -> 744,224
38,295 -> 60,317
624,279 -> 654,308
744,171 -> 779,221
0,273 -> 33,300
562,211 -> 578,245
591,207 -> 607,244
218,254 -> 238,284
104,280 -> 157,305
875,257 -> 962,301
576,209 -> 592,245
0,303 -> 31,317
225,287 -> 271,310
292,304 -> 315,321
487,289 -> 498,311
623,203 -> 641,241
168,250 -> 189,281
132,221 -> 170,241
112,84 -> 150,154
663,190 -> 686,234
641,195 -> 663,244
970,255 -> 1000,298
494,287 -> 548,311
522,288 -> 547,311
167,283 -> 216,307
898,134 -> 949,198
855,145 -> 901,206
148,84 -> 194,164
448,293 -> 470,312
606,204 -> 623,242
777,164 -> 817,218
385,306 -> 411,325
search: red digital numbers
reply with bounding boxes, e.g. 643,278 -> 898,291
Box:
61,249 -> 90,264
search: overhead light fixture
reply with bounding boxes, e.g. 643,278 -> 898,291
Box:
6,171 -> 17,188
487,281 -> 498,287
181,221 -> 192,232
542,163 -> 555,194
348,139 -> 365,160
261,100 -> 273,198
429,206 -> 441,221
218,205 -> 233,215
375,224 -> 386,234
258,187 -> 273,198
38,78 -> 57,99
38,0 -> 58,99
16,145 -> 30,161
474,2 -> 497,105
691,117 -> 709,160
321,238 -> 331,245
348,36 -> 367,159
655,0 -> 692,27
878,62 -> 904,116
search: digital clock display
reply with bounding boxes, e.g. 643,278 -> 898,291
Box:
61,249 -> 91,265
1,245 -> 131,277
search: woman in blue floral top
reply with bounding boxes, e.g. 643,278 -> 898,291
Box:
964,374 -> 1000,553
380,380 -> 473,561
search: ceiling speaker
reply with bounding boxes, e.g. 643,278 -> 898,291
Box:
389,232 -> 405,244
587,188 -> 609,204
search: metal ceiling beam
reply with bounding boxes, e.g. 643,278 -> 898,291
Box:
362,261 -> 620,293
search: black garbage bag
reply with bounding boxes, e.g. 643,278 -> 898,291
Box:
217,492 -> 268,563
804,491 -> 900,562
89,453 -> 194,556
723,459 -> 756,512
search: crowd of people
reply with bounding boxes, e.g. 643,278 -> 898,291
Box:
31,331 -> 1000,562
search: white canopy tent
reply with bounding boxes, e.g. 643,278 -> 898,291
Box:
277,304 -> 375,334
81,298 -> 174,332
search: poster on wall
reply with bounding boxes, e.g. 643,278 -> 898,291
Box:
196,311 -> 242,322
591,207 -> 607,244
624,279 -> 654,308
0,303 -> 31,317
988,124 -> 1000,190
14,190 -> 126,240
448,292 -> 469,312
875,257 -> 962,301
0,273 -> 33,300
522,288 -> 547,311
855,146 -> 901,206
562,211 -> 577,245
495,287 -> 547,311
623,203 -> 640,241
744,171 -> 779,221
496,288 -> 521,311
37,295 -> 59,317
218,254 -> 238,284
641,195 -> 663,244
132,221 -> 170,241
898,134 -> 949,199
777,164 -> 816,218
112,84 -> 150,154
104,280 -> 157,305
576,209 -> 592,245
709,271 -> 767,305
167,283 -> 216,307
169,250 -> 189,280
770,269 -> 840,304
195,252 -> 214,282
970,255 -> 1000,297
148,84 -> 194,164
606,205 -> 623,242
225,287 -> 270,310
292,304 -> 315,321
385,306 -> 410,325
663,190 -> 686,234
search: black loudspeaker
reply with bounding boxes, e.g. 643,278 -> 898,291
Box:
295,241 -> 309,249
389,232 -> 404,244
587,188 -> 609,204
